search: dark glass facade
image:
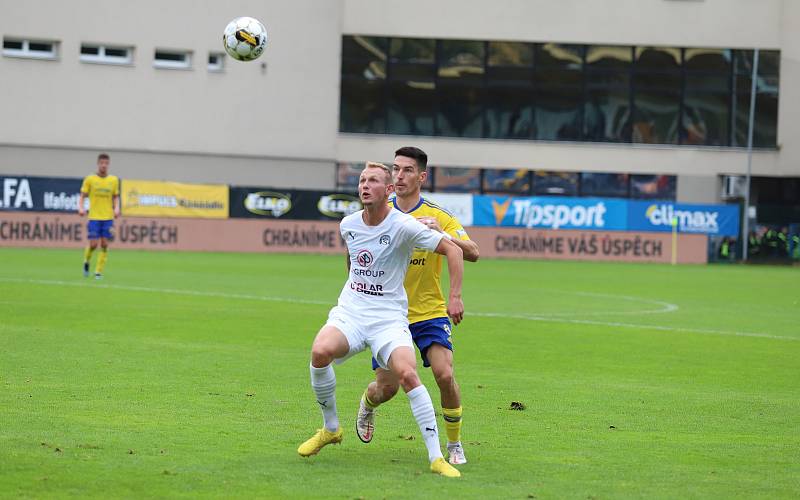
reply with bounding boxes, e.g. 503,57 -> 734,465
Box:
340,36 -> 779,148
336,163 -> 677,200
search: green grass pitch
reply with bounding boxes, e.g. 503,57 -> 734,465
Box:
1,247 -> 798,498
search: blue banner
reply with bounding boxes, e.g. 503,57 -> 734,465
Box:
0,175 -> 85,212
473,195 -> 628,231
627,201 -> 740,237
473,195 -> 740,236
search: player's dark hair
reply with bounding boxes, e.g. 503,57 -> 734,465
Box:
394,146 -> 427,172
97,153 -> 110,161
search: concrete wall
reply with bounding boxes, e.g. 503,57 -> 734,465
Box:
0,0 -> 342,161
343,0 -> 782,49
0,145 -> 336,189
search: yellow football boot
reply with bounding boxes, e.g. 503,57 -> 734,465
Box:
430,457 -> 461,477
297,428 -> 343,457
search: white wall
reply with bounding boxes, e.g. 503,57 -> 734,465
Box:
0,145 -> 335,189
343,0 -> 782,49
0,0 -> 342,160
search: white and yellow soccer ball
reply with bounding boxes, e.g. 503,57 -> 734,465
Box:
223,17 -> 268,61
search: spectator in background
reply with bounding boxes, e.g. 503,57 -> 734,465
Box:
747,230 -> 762,259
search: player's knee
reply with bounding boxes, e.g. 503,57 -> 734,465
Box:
310,342 -> 335,366
433,367 -> 455,389
396,367 -> 420,390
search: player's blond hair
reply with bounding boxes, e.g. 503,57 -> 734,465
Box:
364,161 -> 392,184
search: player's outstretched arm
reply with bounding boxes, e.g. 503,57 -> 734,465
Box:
434,238 -> 464,325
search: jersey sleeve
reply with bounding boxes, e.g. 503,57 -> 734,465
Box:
440,212 -> 470,241
80,176 -> 91,195
112,176 -> 120,196
404,216 -> 444,252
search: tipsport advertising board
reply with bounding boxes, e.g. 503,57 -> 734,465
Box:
627,201 -> 740,237
472,195 -> 628,231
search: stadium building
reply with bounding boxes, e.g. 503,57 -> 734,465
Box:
1,0 -> 798,222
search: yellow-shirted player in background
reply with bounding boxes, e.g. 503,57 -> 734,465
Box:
78,153 -> 120,279
356,147 -> 479,465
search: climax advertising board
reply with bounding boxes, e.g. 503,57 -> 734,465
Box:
473,195 -> 629,231
627,201 -> 740,237
0,175 -> 87,212
121,180 -> 229,219
229,187 -> 362,220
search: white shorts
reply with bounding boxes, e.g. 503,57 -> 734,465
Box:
325,305 -> 413,370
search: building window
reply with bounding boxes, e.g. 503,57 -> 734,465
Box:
682,48 -> 731,146
154,49 -> 191,69
632,47 -> 682,145
436,40 -> 485,138
732,50 -> 779,148
584,45 -> 632,142
486,41 -> 533,139
208,52 -> 224,72
339,35 -> 779,149
80,44 -> 133,65
388,38 -> 436,135
580,172 -> 630,198
533,171 -> 579,196
340,36 -> 387,133
2,37 -> 58,60
534,44 -> 584,141
483,169 -> 530,194
630,174 -> 676,200
434,167 -> 481,193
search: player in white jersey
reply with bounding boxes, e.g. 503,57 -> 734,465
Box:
298,162 -> 465,478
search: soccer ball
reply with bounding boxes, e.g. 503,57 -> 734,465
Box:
223,17 -> 268,61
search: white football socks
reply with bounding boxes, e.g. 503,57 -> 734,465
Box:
406,385 -> 443,462
310,363 -> 339,432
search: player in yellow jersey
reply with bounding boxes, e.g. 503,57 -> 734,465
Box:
356,147 -> 480,465
78,153 -> 120,279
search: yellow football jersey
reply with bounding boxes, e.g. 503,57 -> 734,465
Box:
80,174 -> 119,220
390,197 -> 471,324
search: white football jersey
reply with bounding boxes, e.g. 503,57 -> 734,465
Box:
337,208 -> 444,318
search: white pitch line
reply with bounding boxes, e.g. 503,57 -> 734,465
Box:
0,277 -> 329,306
468,311 -> 797,341
1,277 -> 795,342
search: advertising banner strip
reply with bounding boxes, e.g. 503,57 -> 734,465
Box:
122,180 -> 229,219
473,195 -> 629,231
0,211 -> 707,263
0,175 -> 85,212
473,194 -> 740,236
626,201 -> 740,237
468,226 -> 707,264
229,187 -> 362,220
